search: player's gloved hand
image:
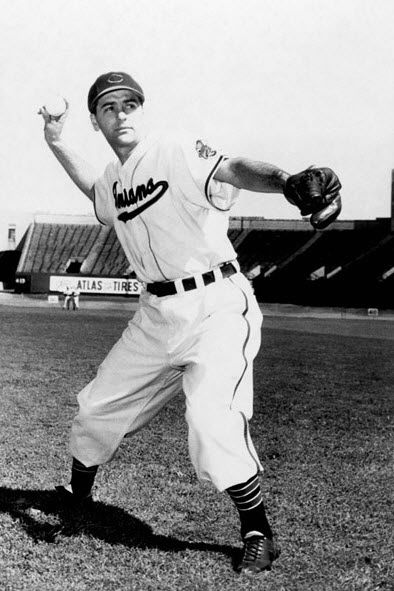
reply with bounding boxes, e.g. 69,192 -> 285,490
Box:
284,167 -> 342,230
38,99 -> 69,145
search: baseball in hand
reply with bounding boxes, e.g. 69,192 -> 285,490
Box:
43,94 -> 67,117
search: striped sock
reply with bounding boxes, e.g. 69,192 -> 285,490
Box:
227,473 -> 273,539
70,457 -> 98,497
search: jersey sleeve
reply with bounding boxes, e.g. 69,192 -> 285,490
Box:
168,134 -> 240,211
93,163 -> 116,226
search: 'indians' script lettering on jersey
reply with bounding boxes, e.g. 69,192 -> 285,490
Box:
113,177 -> 169,223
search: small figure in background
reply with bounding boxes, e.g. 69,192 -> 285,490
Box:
72,288 -> 80,310
62,286 -> 73,311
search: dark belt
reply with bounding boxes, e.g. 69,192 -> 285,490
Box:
146,261 -> 238,297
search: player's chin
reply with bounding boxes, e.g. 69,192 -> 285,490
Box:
114,130 -> 136,144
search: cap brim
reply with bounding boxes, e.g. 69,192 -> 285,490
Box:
91,85 -> 144,110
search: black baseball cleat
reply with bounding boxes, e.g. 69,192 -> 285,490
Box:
55,485 -> 93,509
237,535 -> 280,575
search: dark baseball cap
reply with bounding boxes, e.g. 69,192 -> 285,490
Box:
88,72 -> 145,113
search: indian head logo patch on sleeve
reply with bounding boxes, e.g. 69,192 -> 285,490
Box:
195,139 -> 217,159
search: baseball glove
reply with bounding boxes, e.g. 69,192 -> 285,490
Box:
284,167 -> 342,230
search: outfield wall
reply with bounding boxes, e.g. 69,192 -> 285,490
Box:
15,273 -> 141,296
10,214 -> 394,308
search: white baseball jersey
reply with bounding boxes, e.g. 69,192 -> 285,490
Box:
93,133 -> 240,283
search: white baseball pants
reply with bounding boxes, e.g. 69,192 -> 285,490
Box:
69,272 -> 263,491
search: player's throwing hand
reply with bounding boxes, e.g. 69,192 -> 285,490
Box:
38,98 -> 69,143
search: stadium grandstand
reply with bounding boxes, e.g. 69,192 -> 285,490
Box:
0,207 -> 392,309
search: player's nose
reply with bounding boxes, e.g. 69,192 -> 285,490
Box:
117,110 -> 127,120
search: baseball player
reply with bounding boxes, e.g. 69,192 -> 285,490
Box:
39,71 -> 341,575
62,285 -> 73,310
72,288 -> 80,310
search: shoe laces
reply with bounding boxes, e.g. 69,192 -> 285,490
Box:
243,536 -> 266,562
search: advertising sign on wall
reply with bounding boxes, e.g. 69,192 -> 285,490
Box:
49,275 -> 142,296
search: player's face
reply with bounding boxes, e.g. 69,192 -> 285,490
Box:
91,90 -> 145,150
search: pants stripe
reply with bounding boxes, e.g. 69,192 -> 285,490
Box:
230,279 -> 251,406
241,412 -> 261,474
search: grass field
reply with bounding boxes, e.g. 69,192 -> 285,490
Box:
0,305 -> 393,591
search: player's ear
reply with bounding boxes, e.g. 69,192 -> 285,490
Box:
90,113 -> 100,132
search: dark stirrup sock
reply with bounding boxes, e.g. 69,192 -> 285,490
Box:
70,457 -> 98,497
226,473 -> 273,539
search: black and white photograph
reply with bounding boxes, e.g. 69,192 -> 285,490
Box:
0,1 -> 393,589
